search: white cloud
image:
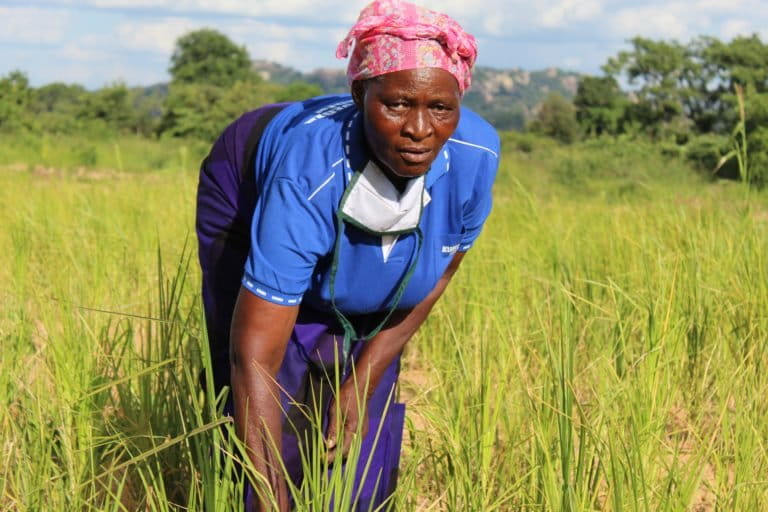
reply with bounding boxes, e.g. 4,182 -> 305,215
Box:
11,0 -> 768,88
538,0 -> 603,29
610,4 -> 694,40
247,41 -> 294,65
54,63 -> 100,84
116,17 -> 202,53
696,0 -> 745,11
56,43 -> 109,62
0,7 -> 70,44
720,19 -> 764,40
481,14 -> 505,37
563,56 -> 582,69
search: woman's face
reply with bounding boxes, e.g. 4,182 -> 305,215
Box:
353,68 -> 461,181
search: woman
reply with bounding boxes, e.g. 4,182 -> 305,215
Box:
196,1 -> 500,509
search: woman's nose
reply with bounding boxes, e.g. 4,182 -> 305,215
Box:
402,108 -> 432,141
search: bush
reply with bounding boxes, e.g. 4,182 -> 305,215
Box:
499,131 -> 554,154
528,92 -> 580,144
684,134 -> 736,179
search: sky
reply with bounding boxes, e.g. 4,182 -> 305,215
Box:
1,0 -> 767,89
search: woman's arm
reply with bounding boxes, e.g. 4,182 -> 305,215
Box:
325,251 -> 466,460
230,287 -> 299,512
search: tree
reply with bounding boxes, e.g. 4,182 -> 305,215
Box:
78,82 -> 136,131
0,70 -> 32,131
274,82 -> 323,103
528,92 -> 580,144
32,82 -> 87,114
29,82 -> 89,133
604,37 -> 689,136
160,80 -> 292,141
573,76 -> 625,136
169,29 -> 256,88
129,84 -> 167,137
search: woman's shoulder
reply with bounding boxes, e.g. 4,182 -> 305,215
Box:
268,94 -> 357,139
257,94 -> 355,189
447,107 -> 501,163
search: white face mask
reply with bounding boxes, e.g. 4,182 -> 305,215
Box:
338,160 -> 427,235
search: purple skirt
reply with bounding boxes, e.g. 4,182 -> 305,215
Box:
196,105 -> 405,510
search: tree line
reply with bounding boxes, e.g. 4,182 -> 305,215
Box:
2,30 -> 768,184
530,35 -> 768,185
0,29 -> 320,142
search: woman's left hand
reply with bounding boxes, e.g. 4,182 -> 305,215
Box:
325,381 -> 370,463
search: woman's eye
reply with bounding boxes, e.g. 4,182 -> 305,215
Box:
387,101 -> 408,110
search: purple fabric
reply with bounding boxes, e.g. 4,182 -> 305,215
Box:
243,316 -> 404,510
196,105 -> 405,510
196,104 -> 288,392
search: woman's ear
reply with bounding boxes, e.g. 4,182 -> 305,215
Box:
351,80 -> 365,109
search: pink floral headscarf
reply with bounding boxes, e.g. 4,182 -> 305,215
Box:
336,0 -> 478,94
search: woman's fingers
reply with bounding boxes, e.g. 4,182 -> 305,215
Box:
325,384 -> 372,463
325,420 -> 357,463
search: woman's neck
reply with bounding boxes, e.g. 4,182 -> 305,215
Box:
374,159 -> 409,194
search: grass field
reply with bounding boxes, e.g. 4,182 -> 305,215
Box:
1,134 -> 767,510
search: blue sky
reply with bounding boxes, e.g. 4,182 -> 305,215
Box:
2,0 -> 767,89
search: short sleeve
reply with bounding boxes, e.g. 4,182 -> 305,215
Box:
242,177 -> 333,305
460,139 -> 500,251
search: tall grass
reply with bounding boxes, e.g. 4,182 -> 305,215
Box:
1,137 -> 767,510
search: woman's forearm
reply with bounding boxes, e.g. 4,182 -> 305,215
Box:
231,358 -> 289,511
352,251 -> 466,396
230,288 -> 299,512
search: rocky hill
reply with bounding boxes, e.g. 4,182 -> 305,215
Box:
253,59 -> 582,131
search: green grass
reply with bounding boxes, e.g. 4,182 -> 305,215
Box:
0,131 -> 209,174
1,135 -> 767,510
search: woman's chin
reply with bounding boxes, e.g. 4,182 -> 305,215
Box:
390,160 -> 433,179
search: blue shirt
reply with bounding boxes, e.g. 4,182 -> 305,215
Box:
242,95 -> 500,315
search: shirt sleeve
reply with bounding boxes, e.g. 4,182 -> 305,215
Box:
459,138 -> 501,252
242,177 -> 334,305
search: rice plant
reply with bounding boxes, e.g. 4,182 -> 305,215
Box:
2,136 -> 768,510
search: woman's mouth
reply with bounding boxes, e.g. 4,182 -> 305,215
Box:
398,147 -> 432,164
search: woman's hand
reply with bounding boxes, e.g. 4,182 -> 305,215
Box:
324,251 -> 467,463
325,377 -> 373,463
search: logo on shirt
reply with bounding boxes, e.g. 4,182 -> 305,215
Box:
442,243 -> 460,255
304,100 -> 354,125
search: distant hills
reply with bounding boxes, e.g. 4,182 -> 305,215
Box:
253,59 -> 583,131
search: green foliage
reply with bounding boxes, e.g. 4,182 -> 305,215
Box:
604,37 -> 689,136
4,137 -> 768,510
590,33 -> 768,187
0,131 -> 208,173
684,133 -> 734,176
130,83 -> 167,136
29,82 -> 88,133
0,70 -> 33,131
499,131 -> 555,154
78,82 -> 135,128
32,82 -> 87,114
159,80 -> 288,142
158,30 -> 323,141
573,76 -> 625,136
169,29 -> 256,87
274,81 -> 323,102
528,92 -> 580,144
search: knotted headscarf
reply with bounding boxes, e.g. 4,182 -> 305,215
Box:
336,0 -> 478,94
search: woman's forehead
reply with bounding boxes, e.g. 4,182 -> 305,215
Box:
365,68 -> 460,97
